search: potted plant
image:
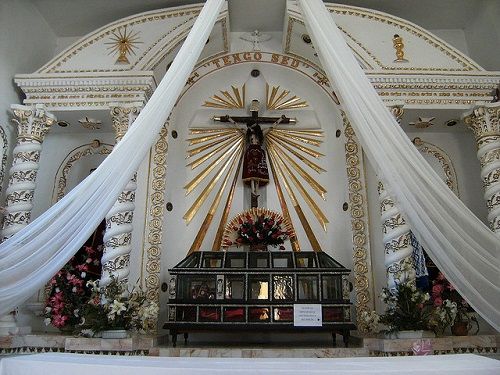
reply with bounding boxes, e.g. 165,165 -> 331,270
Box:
360,279 -> 460,338
431,272 -> 479,336
79,276 -> 159,338
377,281 -> 434,338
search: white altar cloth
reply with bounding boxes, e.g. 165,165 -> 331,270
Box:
0,353 -> 499,375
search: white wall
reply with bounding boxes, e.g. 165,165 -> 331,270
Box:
429,29 -> 469,57
464,0 -> 500,71
0,0 -> 57,198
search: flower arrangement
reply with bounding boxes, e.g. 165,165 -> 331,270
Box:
378,281 -> 432,334
44,244 -> 102,331
431,272 -> 478,333
361,280 -> 460,336
79,276 -> 158,336
222,208 -> 293,249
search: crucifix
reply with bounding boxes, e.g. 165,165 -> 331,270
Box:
213,99 -> 296,208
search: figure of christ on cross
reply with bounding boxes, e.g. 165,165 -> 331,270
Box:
213,99 -> 296,208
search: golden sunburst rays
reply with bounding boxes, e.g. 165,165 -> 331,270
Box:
184,128 -> 245,253
202,84 -> 246,109
105,26 -> 142,65
265,128 -> 327,251
266,83 -> 308,111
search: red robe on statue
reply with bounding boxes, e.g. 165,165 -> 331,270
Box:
242,144 -> 269,187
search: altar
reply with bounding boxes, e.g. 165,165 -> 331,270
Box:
0,0 -> 499,358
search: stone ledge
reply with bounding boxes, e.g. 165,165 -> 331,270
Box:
0,333 -> 160,356
362,334 -> 498,356
157,347 -> 369,358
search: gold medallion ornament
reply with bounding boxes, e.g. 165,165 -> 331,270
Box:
105,26 -> 142,65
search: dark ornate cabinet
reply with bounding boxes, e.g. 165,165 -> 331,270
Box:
163,251 -> 355,346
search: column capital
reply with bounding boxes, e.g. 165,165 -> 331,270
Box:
463,102 -> 500,141
109,102 -> 143,141
10,104 -> 56,143
388,104 -> 404,124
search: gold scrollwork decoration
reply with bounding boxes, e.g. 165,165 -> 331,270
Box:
143,124 -> 169,326
342,111 -> 373,333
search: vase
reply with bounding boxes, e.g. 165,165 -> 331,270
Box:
59,326 -> 75,335
451,321 -> 469,336
250,243 -> 267,251
101,329 -> 129,339
385,330 -> 435,339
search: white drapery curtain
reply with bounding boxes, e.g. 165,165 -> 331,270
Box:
0,0 -> 225,316
298,0 -> 499,330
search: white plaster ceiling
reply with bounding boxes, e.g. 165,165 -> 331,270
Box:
32,0 -> 486,37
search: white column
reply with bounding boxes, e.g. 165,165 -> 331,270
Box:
378,106 -> 415,289
2,104 -> 56,239
464,102 -> 500,235
0,104 -> 55,336
378,182 -> 415,289
100,103 -> 141,291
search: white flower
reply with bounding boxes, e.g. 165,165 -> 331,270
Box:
55,287 -> 60,293
73,309 -> 79,317
72,286 -> 77,293
45,307 -> 52,313
44,318 -> 51,326
423,293 -> 430,302
141,303 -> 159,320
86,280 -> 99,291
81,272 -> 87,278
109,300 -> 126,316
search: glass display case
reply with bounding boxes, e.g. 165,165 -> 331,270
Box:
164,251 -> 355,347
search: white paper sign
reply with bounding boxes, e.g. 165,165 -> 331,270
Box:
293,304 -> 322,326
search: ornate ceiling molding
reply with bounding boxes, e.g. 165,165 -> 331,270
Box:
286,2 -> 483,72
35,5 -> 228,74
181,52 -> 500,109
14,72 -> 156,111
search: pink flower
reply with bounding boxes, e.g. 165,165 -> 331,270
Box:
52,315 -> 68,328
75,264 -> 89,272
432,284 -> 444,295
50,292 -> 64,303
84,246 -> 96,255
433,297 -> 443,307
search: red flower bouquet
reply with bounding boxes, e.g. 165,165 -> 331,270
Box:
222,208 -> 294,249
44,244 -> 103,332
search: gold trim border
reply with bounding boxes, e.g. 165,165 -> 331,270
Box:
52,141 -> 114,203
413,137 -> 460,197
342,111 -> 374,333
144,124 -> 169,322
